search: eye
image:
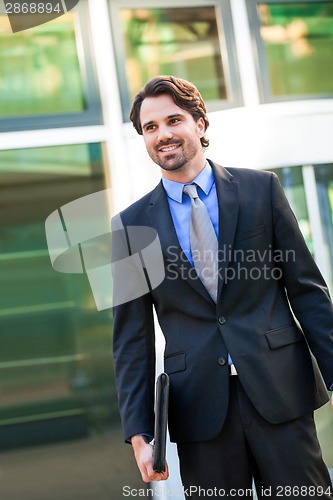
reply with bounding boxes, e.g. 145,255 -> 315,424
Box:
169,118 -> 180,125
145,124 -> 156,132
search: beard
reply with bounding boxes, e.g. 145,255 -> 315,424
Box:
150,138 -> 201,172
158,151 -> 188,172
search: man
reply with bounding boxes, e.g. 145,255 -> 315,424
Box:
112,75 -> 333,498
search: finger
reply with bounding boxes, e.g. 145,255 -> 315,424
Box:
139,461 -> 155,483
159,469 -> 169,481
150,471 -> 169,482
141,467 -> 158,483
140,464 -> 166,483
148,463 -> 169,482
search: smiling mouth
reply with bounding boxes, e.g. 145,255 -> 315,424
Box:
158,144 -> 180,153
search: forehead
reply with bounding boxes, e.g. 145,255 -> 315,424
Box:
140,94 -> 191,125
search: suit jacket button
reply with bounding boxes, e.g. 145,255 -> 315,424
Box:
218,357 -> 226,366
218,316 -> 226,325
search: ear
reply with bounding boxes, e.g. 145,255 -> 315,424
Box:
197,117 -> 205,136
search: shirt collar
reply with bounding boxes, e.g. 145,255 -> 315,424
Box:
162,161 -> 214,203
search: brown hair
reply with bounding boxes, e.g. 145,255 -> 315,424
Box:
129,75 -> 210,149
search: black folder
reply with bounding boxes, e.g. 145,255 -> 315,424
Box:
153,372 -> 170,473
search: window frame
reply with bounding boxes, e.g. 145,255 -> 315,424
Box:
247,0 -> 333,104
109,0 -> 243,122
0,0 -> 102,133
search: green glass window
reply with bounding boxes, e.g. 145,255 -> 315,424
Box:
0,143 -> 115,442
0,13 -> 84,116
112,2 -> 242,120
0,143 -> 149,493
257,2 -> 333,98
315,164 -> 333,283
120,7 -> 226,103
270,166 -> 314,253
0,3 -> 101,131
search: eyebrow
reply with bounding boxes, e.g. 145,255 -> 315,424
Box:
141,113 -> 185,131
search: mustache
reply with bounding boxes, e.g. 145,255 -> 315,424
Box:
155,139 -> 182,151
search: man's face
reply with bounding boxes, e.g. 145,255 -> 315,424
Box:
139,94 -> 205,178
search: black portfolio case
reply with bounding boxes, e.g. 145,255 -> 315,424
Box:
153,372 -> 170,473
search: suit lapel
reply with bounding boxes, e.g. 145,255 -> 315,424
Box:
210,161 -> 240,300
148,182 -> 181,259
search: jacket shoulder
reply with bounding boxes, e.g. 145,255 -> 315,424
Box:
227,166 -> 276,183
209,159 -> 277,184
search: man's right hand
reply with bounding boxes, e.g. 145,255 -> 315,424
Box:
131,435 -> 169,483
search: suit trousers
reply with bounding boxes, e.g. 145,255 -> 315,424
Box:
177,377 -> 333,500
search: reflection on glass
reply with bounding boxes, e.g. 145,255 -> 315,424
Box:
120,7 -> 227,103
0,144 -> 116,444
315,164 -> 333,286
0,13 -> 86,116
270,166 -> 313,254
258,2 -> 333,97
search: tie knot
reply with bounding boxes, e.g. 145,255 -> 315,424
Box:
183,184 -> 198,199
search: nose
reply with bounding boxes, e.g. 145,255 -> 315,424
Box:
157,124 -> 173,143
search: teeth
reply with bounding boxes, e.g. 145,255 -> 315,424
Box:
160,145 -> 178,152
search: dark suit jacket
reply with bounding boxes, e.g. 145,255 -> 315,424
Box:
112,161 -> 333,444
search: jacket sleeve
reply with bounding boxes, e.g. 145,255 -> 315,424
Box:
111,215 -> 156,442
271,172 -> 333,390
